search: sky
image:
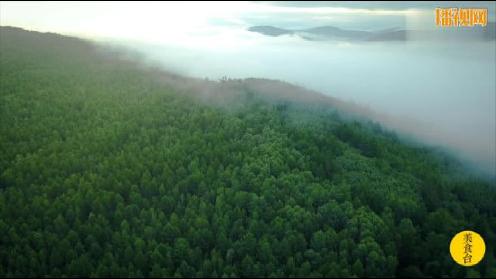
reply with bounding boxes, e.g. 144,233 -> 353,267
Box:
1,1 -> 495,175
1,1 -> 494,46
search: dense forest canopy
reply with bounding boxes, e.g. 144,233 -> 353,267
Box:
0,26 -> 495,277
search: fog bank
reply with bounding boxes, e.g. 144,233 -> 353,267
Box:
113,33 -> 495,176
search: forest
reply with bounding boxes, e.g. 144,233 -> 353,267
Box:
0,26 -> 495,277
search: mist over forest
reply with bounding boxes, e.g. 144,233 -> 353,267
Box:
2,2 -> 494,176
1,1 -> 495,278
118,33 -> 495,177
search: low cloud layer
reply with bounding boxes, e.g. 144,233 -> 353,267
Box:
125,35 -> 495,176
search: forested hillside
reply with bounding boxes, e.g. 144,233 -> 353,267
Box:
0,26 -> 495,277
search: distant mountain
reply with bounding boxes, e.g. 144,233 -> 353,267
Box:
248,25 -> 375,41
299,26 -> 372,41
247,26 -> 293,37
248,24 -> 496,42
